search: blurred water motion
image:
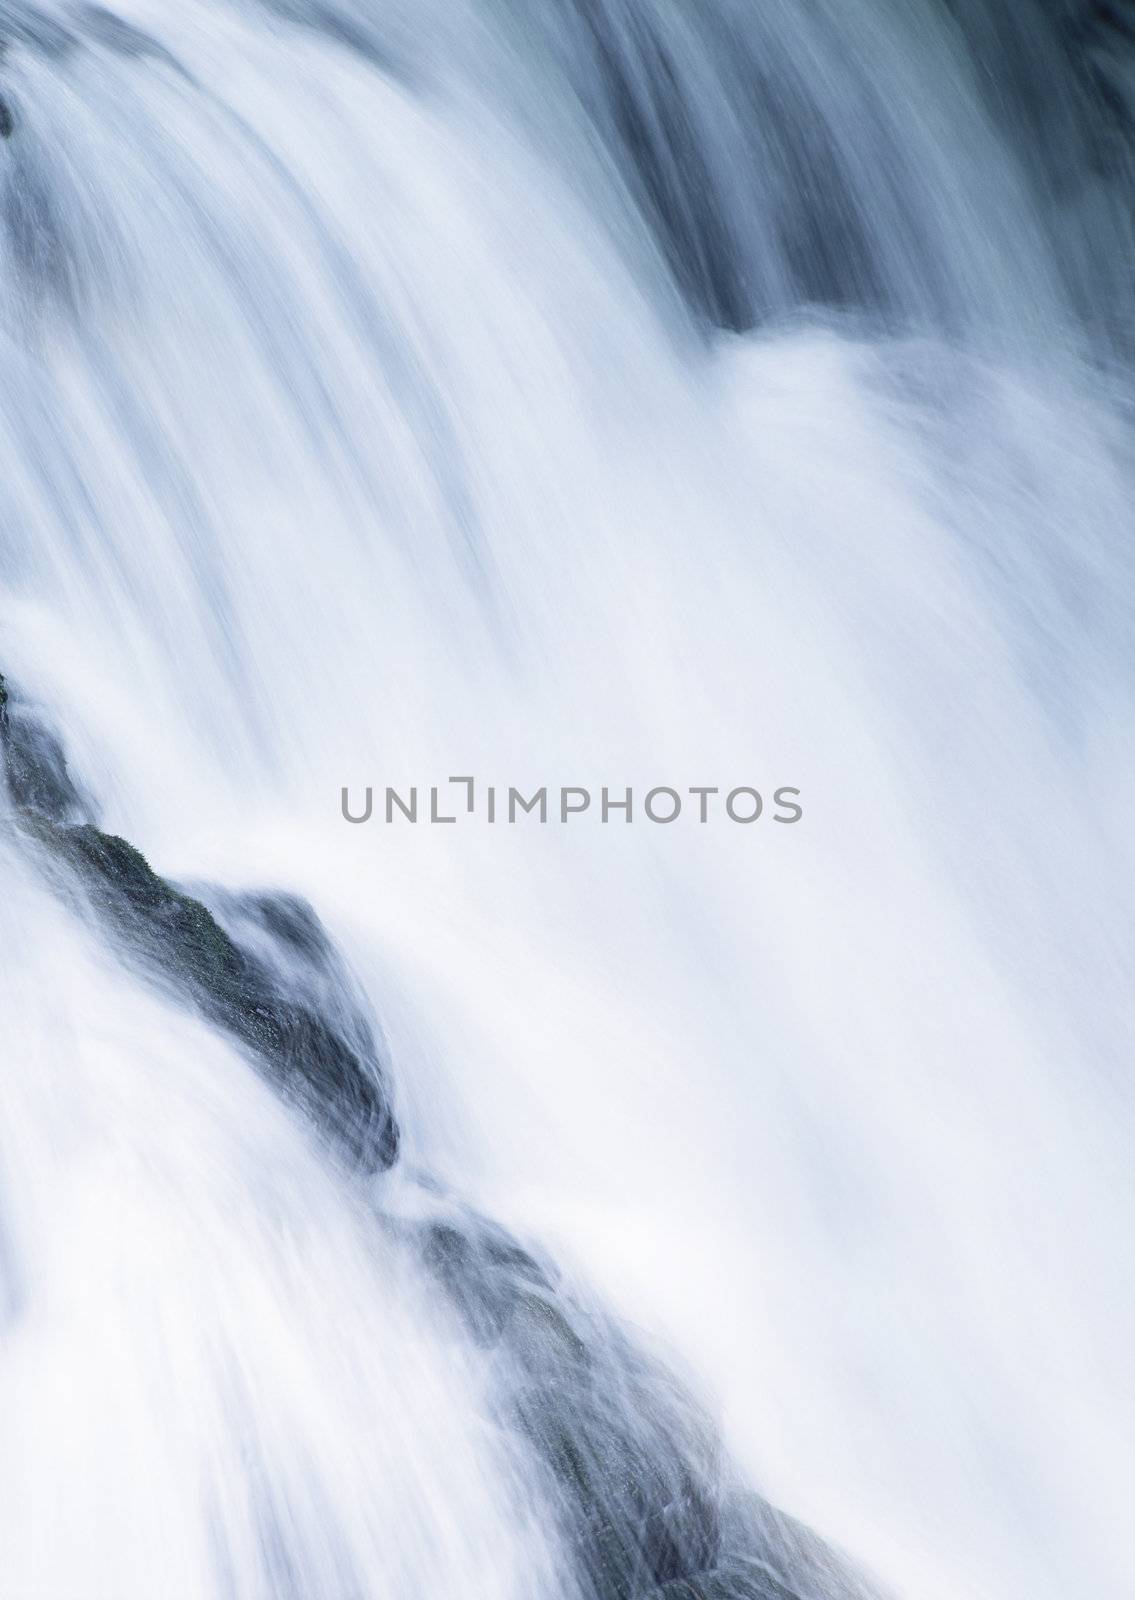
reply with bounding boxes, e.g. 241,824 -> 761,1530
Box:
0,4 -> 1132,1600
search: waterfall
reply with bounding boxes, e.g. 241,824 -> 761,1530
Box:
0,4 -> 1132,1598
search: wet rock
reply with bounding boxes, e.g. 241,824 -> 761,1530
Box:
435,1225 -> 744,1598
417,1201 -> 722,1598
650,1538 -> 879,1600
417,1196 -> 882,1600
508,1322 -> 723,1598
651,1561 -> 798,1600
713,1494 -> 883,1600
2,667 -> 871,1598
241,891 -> 334,963
46,825 -> 399,1171
0,670 -> 399,1173
0,677 -> 93,824
422,1214 -> 554,1345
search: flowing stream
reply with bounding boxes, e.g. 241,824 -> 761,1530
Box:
0,4 -> 1132,1598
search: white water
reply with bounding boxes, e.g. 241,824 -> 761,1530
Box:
1,3 -> 1133,1599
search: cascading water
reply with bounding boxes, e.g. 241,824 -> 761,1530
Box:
0,3 -> 1132,1598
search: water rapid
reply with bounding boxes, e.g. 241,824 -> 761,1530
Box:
0,4 -> 1132,1599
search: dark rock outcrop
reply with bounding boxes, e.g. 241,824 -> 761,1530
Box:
0,677 -> 94,823
2,673 -> 875,1598
416,1203 -> 721,1598
0,670 -> 399,1173
415,1202 -> 879,1600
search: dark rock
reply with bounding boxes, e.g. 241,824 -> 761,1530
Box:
243,891 -> 333,962
0,670 -> 399,1173
508,1324 -> 723,1598
714,1493 -> 883,1600
417,1198 -> 883,1600
0,97 -> 12,138
416,1202 -> 722,1598
422,1214 -> 554,1345
2,666 -> 874,1598
649,1534 -> 880,1599
650,1561 -> 799,1600
47,824 -> 400,1172
0,678 -> 93,824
